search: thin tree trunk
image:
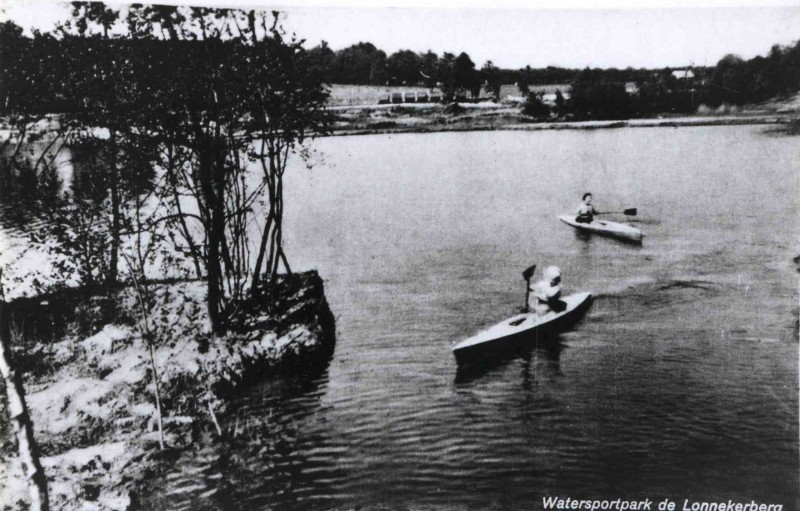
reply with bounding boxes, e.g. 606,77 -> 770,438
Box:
121,253 -> 166,451
0,329 -> 49,511
207,402 -> 223,438
279,247 -> 292,277
197,143 -> 224,333
210,136 -> 228,333
108,131 -> 120,288
146,339 -> 165,451
269,175 -> 285,281
166,141 -> 204,278
250,208 -> 274,299
251,142 -> 277,299
171,183 -> 203,278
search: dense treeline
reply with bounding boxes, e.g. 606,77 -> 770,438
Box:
566,41 -> 800,119
2,20 -> 798,110
308,39 -> 799,102
309,39 -> 800,118
305,41 -> 662,88
703,45 -> 800,106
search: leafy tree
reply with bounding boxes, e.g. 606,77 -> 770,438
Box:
554,89 -> 565,116
704,54 -> 747,105
120,6 -> 330,333
698,42 -> 800,106
35,194 -> 111,291
369,56 -> 388,85
0,22 -> 64,222
522,92 -> 550,118
331,42 -> 387,84
481,61 -> 502,100
418,50 -> 439,87
387,50 -> 423,85
437,52 -> 458,100
454,52 -> 481,99
8,5 -> 329,334
568,67 -> 638,119
517,65 -> 532,96
57,2 -> 133,288
307,40 -> 335,83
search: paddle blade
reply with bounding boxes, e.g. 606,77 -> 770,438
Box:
623,208 -> 638,216
522,265 -> 537,281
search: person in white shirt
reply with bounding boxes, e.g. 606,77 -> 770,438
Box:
528,266 -> 564,315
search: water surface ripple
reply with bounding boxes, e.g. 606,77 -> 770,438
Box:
147,126 -> 798,510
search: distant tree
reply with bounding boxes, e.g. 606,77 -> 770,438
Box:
569,68 -> 635,119
704,54 -> 747,105
0,21 -> 63,221
331,42 -> 387,84
735,43 -> 800,103
517,65 -> 532,96
635,73 -> 670,113
779,41 -> 800,96
554,89 -> 565,115
57,2 -> 131,288
307,40 -> 335,83
522,92 -> 550,118
481,60 -> 502,100
369,56 -> 388,85
437,52 -> 457,100
454,52 -> 481,99
418,50 -> 439,87
387,50 -> 423,85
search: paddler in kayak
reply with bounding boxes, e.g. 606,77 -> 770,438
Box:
576,192 -> 599,224
528,266 -> 567,314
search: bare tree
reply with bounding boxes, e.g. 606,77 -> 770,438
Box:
122,7 -> 329,333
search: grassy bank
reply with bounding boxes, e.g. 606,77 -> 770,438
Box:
0,272 -> 335,511
325,97 -> 799,137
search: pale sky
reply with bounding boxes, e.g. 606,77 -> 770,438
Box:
4,0 -> 800,69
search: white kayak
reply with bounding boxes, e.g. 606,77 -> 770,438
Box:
452,292 -> 593,365
558,214 -> 643,242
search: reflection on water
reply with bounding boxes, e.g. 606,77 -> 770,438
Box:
147,359 -> 348,511
455,341 -> 563,385
147,126 -> 798,510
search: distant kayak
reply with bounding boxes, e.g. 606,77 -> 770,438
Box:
558,214 -> 643,243
452,292 -> 593,365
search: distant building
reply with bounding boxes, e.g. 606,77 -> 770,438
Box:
498,83 -> 572,104
671,69 -> 695,81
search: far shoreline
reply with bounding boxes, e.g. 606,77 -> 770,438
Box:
324,112 -> 795,138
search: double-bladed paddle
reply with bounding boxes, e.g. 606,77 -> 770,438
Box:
597,208 -> 637,216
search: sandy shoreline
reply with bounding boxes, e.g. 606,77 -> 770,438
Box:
325,112 -> 795,138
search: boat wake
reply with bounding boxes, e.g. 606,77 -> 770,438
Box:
596,275 -> 722,302
596,275 -> 658,298
625,217 -> 661,225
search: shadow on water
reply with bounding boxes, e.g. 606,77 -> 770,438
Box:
573,228 -> 644,247
145,350 -> 348,511
454,336 -> 564,385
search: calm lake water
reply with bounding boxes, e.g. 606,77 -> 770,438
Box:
148,126 -> 799,510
